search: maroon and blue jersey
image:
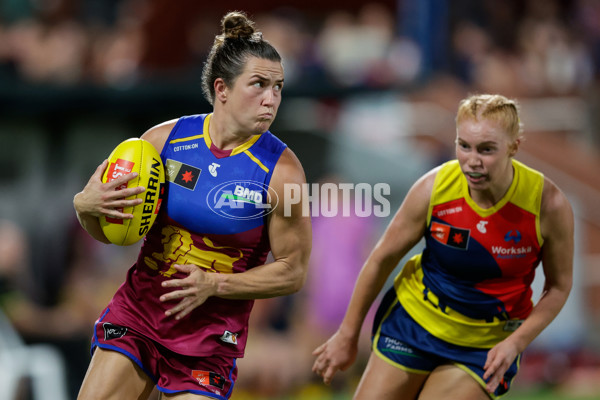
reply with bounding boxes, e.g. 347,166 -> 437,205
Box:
103,113 -> 287,357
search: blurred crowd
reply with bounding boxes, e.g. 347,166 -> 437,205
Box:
0,0 -> 598,97
1,0 -> 600,399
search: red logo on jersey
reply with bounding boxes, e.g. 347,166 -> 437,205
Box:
431,221 -> 450,242
181,170 -> 194,183
430,221 -> 470,250
192,370 -> 225,389
105,158 -> 135,224
155,184 -> 165,214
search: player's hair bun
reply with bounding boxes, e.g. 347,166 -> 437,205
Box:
222,11 -> 256,40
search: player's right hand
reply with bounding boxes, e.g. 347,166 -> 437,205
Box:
74,159 -> 144,219
312,330 -> 358,385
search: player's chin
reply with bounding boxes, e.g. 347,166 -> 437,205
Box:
466,181 -> 489,193
255,119 -> 274,134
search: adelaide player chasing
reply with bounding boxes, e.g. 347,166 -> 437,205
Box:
73,11 -> 311,400
312,94 -> 574,399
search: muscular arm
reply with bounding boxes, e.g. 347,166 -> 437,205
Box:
160,148 -> 312,318
484,177 -> 574,392
72,120 -> 175,243
214,148 -> 312,298
313,168 -> 437,384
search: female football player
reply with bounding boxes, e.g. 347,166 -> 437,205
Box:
312,94 -> 573,399
74,11 -> 311,400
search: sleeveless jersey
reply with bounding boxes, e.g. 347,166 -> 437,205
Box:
395,159 -> 544,348
105,113 -> 287,357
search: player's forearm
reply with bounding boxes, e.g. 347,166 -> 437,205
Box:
506,284 -> 571,353
214,258 -> 307,299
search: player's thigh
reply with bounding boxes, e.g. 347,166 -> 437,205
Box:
418,364 -> 489,400
354,352 -> 429,400
78,347 -> 155,400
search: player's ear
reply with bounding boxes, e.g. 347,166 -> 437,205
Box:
214,78 -> 228,103
508,138 -> 520,157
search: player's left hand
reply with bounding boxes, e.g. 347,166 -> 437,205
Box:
483,338 -> 519,394
159,264 -> 217,320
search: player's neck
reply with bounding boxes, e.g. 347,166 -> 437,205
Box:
208,112 -> 254,151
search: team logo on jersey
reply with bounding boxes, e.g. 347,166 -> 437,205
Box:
206,180 -> 278,220
166,159 -> 200,190
192,370 -> 225,389
504,230 -> 522,243
477,220 -> 488,233
208,162 -> 220,177
103,323 -> 127,340
430,221 -> 470,250
220,330 -> 238,345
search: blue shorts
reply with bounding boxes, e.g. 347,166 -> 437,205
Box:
372,288 -> 520,398
92,308 -> 237,400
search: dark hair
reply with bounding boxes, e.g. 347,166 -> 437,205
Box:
201,11 -> 282,105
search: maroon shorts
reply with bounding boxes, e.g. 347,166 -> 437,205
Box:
92,308 -> 237,400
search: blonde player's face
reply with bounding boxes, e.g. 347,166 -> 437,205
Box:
224,57 -> 284,136
455,118 -> 518,198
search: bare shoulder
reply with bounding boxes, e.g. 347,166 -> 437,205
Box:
419,165 -> 442,187
140,118 -> 179,154
540,177 -> 574,239
541,177 -> 572,215
387,164 -> 441,231
271,147 -> 307,187
407,164 -> 441,201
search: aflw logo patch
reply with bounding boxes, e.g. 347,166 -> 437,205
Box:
103,323 -> 127,340
430,221 -> 470,250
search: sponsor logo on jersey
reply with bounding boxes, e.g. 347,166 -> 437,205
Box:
504,230 -> 522,243
492,245 -> 533,259
192,370 -> 225,389
173,142 -> 199,152
208,162 -> 220,177
477,220 -> 488,233
103,323 -> 127,340
220,330 -> 238,345
430,221 -> 470,250
207,180 -> 278,220
435,206 -> 463,217
380,335 -> 415,356
166,159 -> 200,190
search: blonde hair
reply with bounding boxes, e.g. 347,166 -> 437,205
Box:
456,94 -> 523,140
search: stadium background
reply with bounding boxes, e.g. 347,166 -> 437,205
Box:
0,0 -> 599,399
